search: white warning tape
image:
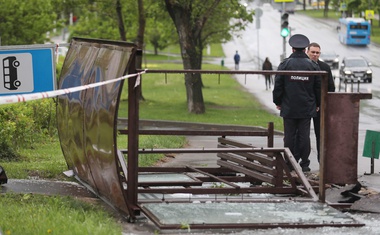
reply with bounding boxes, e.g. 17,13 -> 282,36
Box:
0,70 -> 146,105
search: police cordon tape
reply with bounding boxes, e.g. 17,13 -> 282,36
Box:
0,70 -> 146,105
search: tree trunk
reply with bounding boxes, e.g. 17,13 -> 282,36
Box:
184,72 -> 205,113
115,0 -> 145,101
323,0 -> 329,17
136,0 -> 146,101
182,43 -> 205,113
115,0 -> 126,41
165,1 -> 205,114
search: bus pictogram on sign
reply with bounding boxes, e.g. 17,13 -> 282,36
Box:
3,56 -> 21,90
0,53 -> 34,94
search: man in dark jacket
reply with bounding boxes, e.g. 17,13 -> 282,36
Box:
307,42 -> 335,163
272,34 -> 321,172
262,57 -> 273,90
234,51 -> 240,70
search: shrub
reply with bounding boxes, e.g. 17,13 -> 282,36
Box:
0,99 -> 57,151
0,140 -> 19,161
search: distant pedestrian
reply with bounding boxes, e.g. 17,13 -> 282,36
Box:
262,57 -> 273,90
234,51 -> 240,70
272,34 -> 321,173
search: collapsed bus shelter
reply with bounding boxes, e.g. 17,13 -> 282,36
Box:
56,38 -> 370,230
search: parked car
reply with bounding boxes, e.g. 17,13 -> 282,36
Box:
340,56 -> 372,83
319,52 -> 339,69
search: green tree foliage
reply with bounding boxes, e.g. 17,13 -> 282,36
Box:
344,0 -> 362,17
0,0 -> 57,45
341,0 -> 380,20
69,0 -> 138,41
50,0 -> 87,24
358,0 -> 380,27
329,0 -> 341,11
145,1 -> 177,54
203,1 -> 255,45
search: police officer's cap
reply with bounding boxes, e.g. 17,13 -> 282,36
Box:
289,34 -> 310,49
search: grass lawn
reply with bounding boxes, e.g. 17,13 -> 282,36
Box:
118,63 -> 282,128
0,193 -> 122,235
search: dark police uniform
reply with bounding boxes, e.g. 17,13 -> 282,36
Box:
272,34 -> 321,172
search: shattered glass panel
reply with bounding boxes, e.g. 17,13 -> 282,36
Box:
143,202 -> 358,225
139,173 -> 196,182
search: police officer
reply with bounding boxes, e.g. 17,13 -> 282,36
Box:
272,34 -> 321,172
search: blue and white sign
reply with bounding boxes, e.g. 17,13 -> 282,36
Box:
0,45 -> 55,96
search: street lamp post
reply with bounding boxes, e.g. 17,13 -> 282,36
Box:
280,5 -> 290,61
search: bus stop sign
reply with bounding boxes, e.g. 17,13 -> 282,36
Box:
365,10 -> 375,20
0,44 -> 55,96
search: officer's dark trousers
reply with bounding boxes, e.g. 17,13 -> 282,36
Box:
283,118 -> 311,168
313,111 -> 321,163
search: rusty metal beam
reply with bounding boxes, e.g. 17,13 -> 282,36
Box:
217,153 -> 275,175
118,129 -> 271,136
284,148 -> 318,201
137,69 -> 328,77
217,160 -> 275,184
137,186 -> 298,195
121,147 -> 290,154
185,165 -> 240,188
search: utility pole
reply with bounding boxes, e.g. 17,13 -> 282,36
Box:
282,2 -> 286,61
280,6 -> 290,61
275,0 -> 292,61
256,8 -> 263,69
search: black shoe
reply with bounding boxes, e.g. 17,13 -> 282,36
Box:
341,182 -> 362,197
302,167 -> 311,172
338,195 -> 361,203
